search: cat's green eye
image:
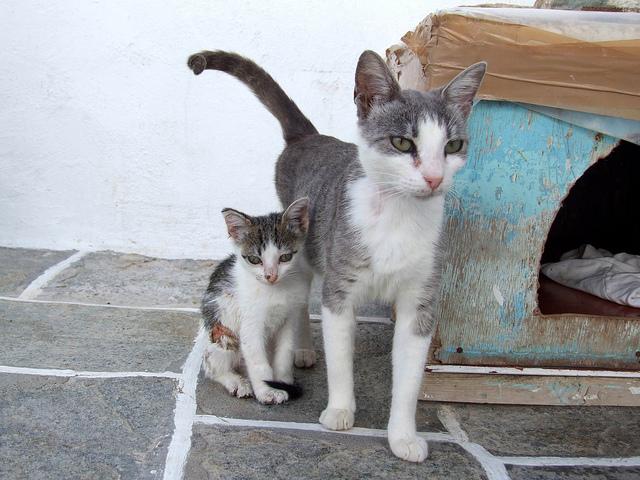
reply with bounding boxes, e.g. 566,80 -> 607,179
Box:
246,255 -> 262,265
279,253 -> 293,263
444,139 -> 464,154
390,136 -> 415,153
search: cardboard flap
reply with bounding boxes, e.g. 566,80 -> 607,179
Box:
388,8 -> 640,120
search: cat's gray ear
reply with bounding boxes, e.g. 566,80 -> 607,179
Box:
354,50 -> 401,120
222,208 -> 252,242
441,62 -> 487,117
282,197 -> 310,235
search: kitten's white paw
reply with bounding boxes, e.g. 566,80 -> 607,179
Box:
388,435 -> 429,463
319,408 -> 355,431
256,387 -> 289,405
233,379 -> 254,398
223,377 -> 253,398
294,349 -> 317,368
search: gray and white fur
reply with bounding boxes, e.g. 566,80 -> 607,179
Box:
201,198 -> 311,404
188,50 -> 485,461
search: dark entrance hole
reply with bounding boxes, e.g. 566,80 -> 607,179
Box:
538,140 -> 640,317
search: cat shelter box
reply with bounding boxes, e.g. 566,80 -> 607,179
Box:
387,7 -> 640,406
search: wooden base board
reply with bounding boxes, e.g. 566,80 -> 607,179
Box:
421,371 -> 640,406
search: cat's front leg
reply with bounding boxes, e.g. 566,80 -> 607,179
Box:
319,303 -> 357,431
387,289 -> 434,462
202,341 -> 253,398
240,317 -> 289,405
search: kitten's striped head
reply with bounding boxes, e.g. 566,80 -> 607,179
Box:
222,198 -> 309,284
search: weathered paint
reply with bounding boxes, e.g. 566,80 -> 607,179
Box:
434,101 -> 640,370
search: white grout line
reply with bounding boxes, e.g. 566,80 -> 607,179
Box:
437,405 -> 469,442
437,405 -> 510,480
0,296 -> 393,325
0,296 -> 200,313
194,413 -> 510,478
460,443 -> 511,480
309,313 -> 393,325
0,365 -> 181,379
194,413 -> 511,479
498,456 -> 640,468
193,412 -> 640,475
426,364 -> 640,379
193,414 -> 454,442
18,250 -> 89,300
163,328 -> 207,480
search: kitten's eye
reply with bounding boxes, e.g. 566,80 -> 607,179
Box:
444,139 -> 464,154
246,255 -> 262,265
279,253 -> 293,263
390,136 -> 415,153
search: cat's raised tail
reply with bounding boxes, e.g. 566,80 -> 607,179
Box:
187,50 -> 318,144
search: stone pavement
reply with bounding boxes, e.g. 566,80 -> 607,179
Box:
0,246 -> 639,479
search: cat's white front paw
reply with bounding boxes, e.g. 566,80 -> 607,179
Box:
256,387 -> 289,405
233,379 -> 253,398
294,349 -> 317,368
222,377 -> 253,398
388,434 -> 429,463
319,407 -> 355,430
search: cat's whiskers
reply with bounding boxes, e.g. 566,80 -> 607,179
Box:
377,186 -> 410,202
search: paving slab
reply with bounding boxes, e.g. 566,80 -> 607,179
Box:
0,374 -> 175,480
0,247 -> 75,297
507,465 -> 640,480
448,403 -> 640,457
0,299 -> 199,372
196,323 -> 444,431
35,250 -> 216,308
185,425 -> 487,480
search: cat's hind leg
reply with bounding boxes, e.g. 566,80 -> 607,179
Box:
273,319 -> 295,384
293,303 -> 316,368
202,341 -> 253,398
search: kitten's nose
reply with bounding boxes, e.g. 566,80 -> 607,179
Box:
423,175 -> 443,190
265,273 -> 278,284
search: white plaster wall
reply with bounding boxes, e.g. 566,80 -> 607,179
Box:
0,0 -> 532,259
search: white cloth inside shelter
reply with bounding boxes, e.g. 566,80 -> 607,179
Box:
541,244 -> 640,308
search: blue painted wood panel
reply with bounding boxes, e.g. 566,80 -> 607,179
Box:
435,101 -> 640,369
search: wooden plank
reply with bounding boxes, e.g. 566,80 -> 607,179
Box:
421,372 -> 640,406
425,364 -> 640,378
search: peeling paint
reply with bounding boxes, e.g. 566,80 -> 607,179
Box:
434,102 -> 637,369
492,285 -> 505,307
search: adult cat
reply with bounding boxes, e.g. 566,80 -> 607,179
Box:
188,50 -> 485,462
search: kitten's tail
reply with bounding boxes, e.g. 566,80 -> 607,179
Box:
264,380 -> 303,400
187,50 -> 318,144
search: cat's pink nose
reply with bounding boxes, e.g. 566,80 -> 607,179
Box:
265,273 -> 278,284
423,175 -> 443,190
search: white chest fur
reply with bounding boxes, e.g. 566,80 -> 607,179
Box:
347,175 -> 444,301
228,261 -> 308,333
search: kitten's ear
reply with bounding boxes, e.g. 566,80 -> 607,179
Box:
221,208 -> 252,242
354,50 -> 401,120
441,62 -> 487,117
282,197 -> 310,235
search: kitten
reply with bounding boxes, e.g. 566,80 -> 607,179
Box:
188,51 -> 485,461
201,198 -> 310,404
